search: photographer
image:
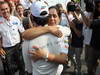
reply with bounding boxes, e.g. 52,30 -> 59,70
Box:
67,2 -> 84,75
80,0 -> 100,75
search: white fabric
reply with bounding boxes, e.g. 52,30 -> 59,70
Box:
20,0 -> 32,9
68,13 -> 75,21
31,0 -> 49,17
22,25 -> 71,75
22,40 -> 32,73
0,16 -> 25,47
60,13 -> 70,27
83,11 -> 92,45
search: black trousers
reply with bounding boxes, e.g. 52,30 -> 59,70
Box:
1,43 -> 25,75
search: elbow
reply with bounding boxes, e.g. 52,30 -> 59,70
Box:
59,59 -> 68,64
22,31 -> 30,40
22,32 -> 27,40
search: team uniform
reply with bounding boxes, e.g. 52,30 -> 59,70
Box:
0,16 -> 25,75
23,25 -> 71,75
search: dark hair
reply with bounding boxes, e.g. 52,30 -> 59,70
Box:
56,3 -> 64,17
95,0 -> 100,3
56,3 -> 63,8
67,1 -> 76,12
0,1 -> 12,13
0,1 -> 9,5
31,15 -> 48,26
0,1 -> 10,7
16,3 -> 23,9
49,6 -> 61,18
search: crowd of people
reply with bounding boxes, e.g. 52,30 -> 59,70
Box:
0,0 -> 100,75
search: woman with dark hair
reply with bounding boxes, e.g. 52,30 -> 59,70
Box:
22,1 -> 71,75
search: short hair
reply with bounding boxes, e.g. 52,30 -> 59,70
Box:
56,3 -> 63,8
0,1 -> 11,13
0,1 -> 9,7
16,3 -> 24,8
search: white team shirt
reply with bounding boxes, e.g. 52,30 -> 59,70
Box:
24,25 -> 71,75
0,16 -> 25,47
83,11 -> 92,45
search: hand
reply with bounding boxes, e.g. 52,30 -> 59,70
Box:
69,21 -> 76,29
0,48 -> 6,56
28,46 -> 48,62
48,26 -> 63,37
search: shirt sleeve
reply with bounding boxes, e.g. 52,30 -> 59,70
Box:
59,36 -> 69,54
58,26 -> 71,37
17,18 -> 25,33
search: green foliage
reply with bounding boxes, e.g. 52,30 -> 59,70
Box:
73,0 -> 80,3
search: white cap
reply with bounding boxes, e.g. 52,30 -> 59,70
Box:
31,1 -> 49,18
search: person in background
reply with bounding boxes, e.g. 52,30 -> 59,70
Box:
82,4 -> 93,75
4,0 -> 17,15
0,1 -> 25,75
80,0 -> 100,75
19,0 -> 34,18
56,3 -> 70,27
67,2 -> 84,75
16,3 -> 33,30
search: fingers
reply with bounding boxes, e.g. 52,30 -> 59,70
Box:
28,50 -> 35,54
32,45 -> 39,50
55,30 -> 63,37
0,48 -> 6,56
28,50 -> 42,62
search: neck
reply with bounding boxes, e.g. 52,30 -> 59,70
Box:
19,14 -> 24,18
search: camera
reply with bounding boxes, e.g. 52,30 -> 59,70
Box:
67,4 -> 76,11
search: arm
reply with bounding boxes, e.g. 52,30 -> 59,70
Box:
22,27 -> 49,40
46,52 -> 68,64
71,23 -> 82,37
29,47 -> 68,64
0,37 -> 6,56
22,26 -> 63,40
65,13 -> 82,37
79,7 -> 91,27
28,13 -> 34,28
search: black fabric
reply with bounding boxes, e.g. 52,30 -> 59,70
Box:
22,17 -> 30,30
84,0 -> 95,12
32,16 -> 48,26
95,0 -> 100,3
1,43 -> 25,75
71,19 -> 84,48
90,19 -> 100,50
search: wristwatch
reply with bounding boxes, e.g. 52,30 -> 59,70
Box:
43,52 -> 49,61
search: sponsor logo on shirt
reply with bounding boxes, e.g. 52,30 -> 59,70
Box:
0,21 -> 3,24
12,22 -> 18,25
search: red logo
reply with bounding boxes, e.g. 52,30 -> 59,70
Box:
65,45 -> 69,48
0,21 -> 3,24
